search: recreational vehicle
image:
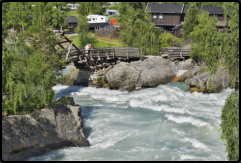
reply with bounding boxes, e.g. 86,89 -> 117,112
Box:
87,15 -> 109,23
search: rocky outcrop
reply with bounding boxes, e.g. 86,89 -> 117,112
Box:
185,66 -> 231,93
2,97 -> 89,161
59,65 -> 79,86
105,56 -> 176,91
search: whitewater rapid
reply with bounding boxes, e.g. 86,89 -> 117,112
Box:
27,81 -> 234,161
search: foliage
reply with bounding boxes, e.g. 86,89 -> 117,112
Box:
75,14 -> 96,48
119,4 -> 160,55
220,90 -> 239,161
221,2 -> 239,88
2,2 -> 67,115
76,2 -> 110,16
108,3 -> 121,11
158,31 -> 180,50
50,2 -> 71,30
188,10 -> 214,59
182,3 -> 200,39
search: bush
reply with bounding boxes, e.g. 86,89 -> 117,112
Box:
220,90 -> 239,161
159,31 -> 180,50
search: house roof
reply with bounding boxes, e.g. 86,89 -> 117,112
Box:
147,3 -> 225,15
66,16 -> 78,23
172,24 -> 183,30
183,6 -> 224,15
146,3 -> 183,13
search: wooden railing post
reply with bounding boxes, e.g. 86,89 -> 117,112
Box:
66,40 -> 73,60
127,48 -> 129,60
141,49 -> 142,59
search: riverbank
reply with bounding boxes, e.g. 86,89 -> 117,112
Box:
2,97 -> 89,161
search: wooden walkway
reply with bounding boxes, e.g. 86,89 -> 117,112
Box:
55,31 -> 144,70
160,47 -> 192,60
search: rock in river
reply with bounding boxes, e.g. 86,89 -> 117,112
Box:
105,56 -> 176,91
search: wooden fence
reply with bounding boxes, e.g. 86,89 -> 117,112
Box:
94,27 -> 115,38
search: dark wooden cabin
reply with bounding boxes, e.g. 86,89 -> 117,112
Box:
145,3 -> 229,38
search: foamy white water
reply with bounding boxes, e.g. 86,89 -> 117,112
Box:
27,79 -> 234,161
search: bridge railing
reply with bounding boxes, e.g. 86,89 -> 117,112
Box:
73,47 -> 142,59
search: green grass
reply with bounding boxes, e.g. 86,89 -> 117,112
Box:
68,35 -> 124,48
68,11 -> 78,16
108,17 -> 118,20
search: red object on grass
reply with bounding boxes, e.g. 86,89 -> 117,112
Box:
110,19 -> 118,25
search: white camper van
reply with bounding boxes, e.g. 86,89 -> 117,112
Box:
87,15 -> 109,23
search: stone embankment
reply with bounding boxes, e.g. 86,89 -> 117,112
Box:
2,97 -> 89,161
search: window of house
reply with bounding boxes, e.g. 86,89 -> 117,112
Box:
153,13 -> 156,19
159,13 -> 163,19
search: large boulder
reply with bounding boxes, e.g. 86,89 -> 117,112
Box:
185,66 -> 231,93
2,99 -> 89,161
105,56 -> 176,91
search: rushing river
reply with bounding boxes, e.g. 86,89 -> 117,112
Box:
26,66 -> 234,161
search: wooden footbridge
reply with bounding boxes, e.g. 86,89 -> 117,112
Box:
55,31 -> 144,70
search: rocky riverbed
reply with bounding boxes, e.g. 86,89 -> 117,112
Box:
2,97 -> 89,161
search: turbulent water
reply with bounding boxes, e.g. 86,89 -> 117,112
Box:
26,67 -> 234,161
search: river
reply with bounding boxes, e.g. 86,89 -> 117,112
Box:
26,66 -> 234,161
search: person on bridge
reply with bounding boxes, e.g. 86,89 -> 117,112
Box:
88,44 -> 92,56
85,44 -> 89,56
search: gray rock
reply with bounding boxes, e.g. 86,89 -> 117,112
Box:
105,56 -> 176,91
2,101 -> 89,161
185,66 -> 231,93
179,67 -> 201,82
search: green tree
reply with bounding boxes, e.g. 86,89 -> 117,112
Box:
2,2 -> 67,115
75,12 -> 96,48
76,2 -> 109,16
51,2 -> 71,30
181,3 -> 200,39
188,10 -> 212,59
119,5 -> 160,55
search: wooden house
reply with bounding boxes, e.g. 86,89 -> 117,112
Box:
145,3 -> 229,38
